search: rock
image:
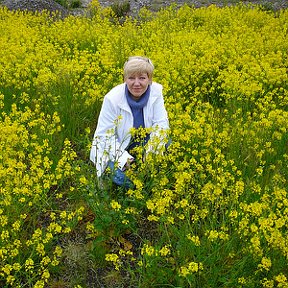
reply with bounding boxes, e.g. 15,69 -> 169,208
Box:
1,0 -> 287,19
1,0 -> 69,15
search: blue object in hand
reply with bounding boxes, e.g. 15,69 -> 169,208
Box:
107,161 -> 134,189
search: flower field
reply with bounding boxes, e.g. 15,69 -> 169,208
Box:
0,1 -> 287,287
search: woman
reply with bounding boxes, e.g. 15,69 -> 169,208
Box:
90,56 -> 169,187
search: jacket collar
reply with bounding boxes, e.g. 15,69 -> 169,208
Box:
119,83 -> 157,112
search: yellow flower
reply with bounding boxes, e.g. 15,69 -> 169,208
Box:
238,277 -> 247,284
179,261 -> 204,277
110,200 -> 121,211
207,230 -> 219,241
36,243 -> 46,256
141,244 -> 156,256
147,214 -> 159,222
24,258 -> 34,271
41,269 -> 50,281
54,246 -> 63,257
258,257 -> 272,272
261,278 -> 274,288
275,273 -> 287,286
159,245 -> 171,257
179,266 -> 190,277
187,234 -> 201,246
105,253 -> 121,270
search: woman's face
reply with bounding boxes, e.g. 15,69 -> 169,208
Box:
125,73 -> 150,100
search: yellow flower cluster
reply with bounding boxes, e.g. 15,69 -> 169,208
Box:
179,261 -> 204,277
105,248 -> 135,271
105,253 -> 121,270
141,243 -> 171,257
0,93 -> 85,285
1,1 -> 287,286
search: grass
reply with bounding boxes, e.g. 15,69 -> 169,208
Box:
0,2 -> 287,287
55,0 -> 82,9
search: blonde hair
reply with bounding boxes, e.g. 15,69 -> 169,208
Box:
123,56 -> 154,80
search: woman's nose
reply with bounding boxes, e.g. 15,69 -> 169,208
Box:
134,78 -> 140,85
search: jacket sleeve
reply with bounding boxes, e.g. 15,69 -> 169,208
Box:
90,95 -> 133,174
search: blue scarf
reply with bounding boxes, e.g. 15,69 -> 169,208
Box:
125,84 -> 150,128
125,84 -> 151,154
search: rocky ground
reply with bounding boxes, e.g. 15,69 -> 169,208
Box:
1,0 -> 69,15
0,0 -> 287,17
97,0 -> 288,12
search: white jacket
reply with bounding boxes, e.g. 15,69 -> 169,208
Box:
90,82 -> 169,177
